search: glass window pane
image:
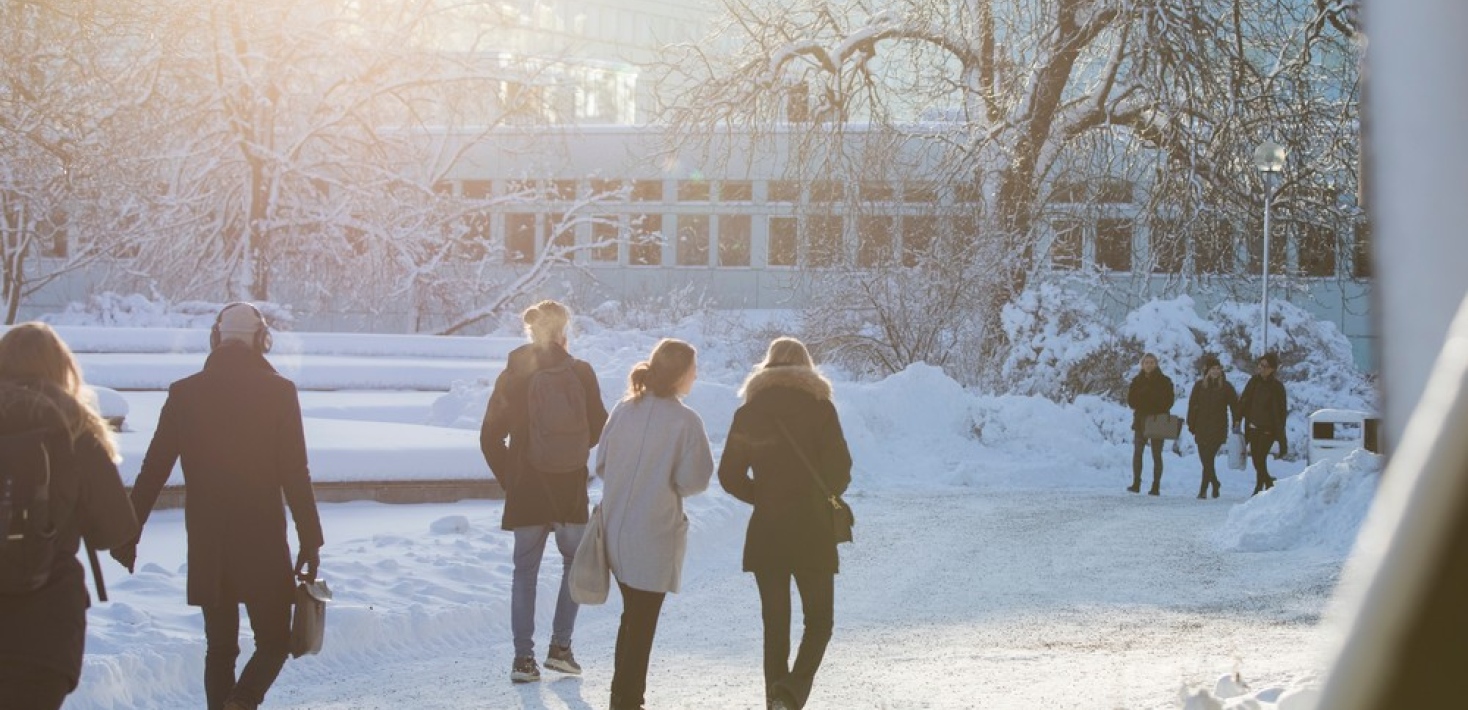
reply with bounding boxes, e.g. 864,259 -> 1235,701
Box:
807,215 -> 843,267
719,215 -> 751,266
629,214 -> 662,265
769,181 -> 801,202
1096,218 -> 1132,272
591,216 -> 619,262
678,181 -> 710,201
903,216 -> 938,266
1298,222 -> 1337,277
719,181 -> 752,202
768,216 -> 797,266
677,215 -> 710,266
1051,220 -> 1082,270
1149,218 -> 1185,274
904,181 -> 938,203
858,216 -> 894,267
1193,217 -> 1236,274
631,180 -> 663,202
505,213 -> 536,264
1352,221 -> 1371,278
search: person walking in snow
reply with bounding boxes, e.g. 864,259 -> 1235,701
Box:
1239,351 -> 1289,494
480,299 -> 608,683
1186,355 -> 1240,499
1127,352 -> 1176,495
113,303 -> 324,710
0,323 -> 137,710
718,337 -> 852,710
595,338 -> 714,710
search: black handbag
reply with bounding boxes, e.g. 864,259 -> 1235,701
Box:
290,578 -> 333,658
775,420 -> 855,544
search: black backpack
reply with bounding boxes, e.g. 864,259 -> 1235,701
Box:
0,428 -> 60,595
525,357 -> 591,473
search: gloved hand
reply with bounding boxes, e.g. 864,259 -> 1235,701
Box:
294,545 -> 321,583
1276,443 -> 1288,460
110,542 -> 137,574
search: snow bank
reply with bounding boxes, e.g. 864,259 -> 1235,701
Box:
1214,449 -> 1382,555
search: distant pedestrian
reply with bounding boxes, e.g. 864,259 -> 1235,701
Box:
718,337 -> 852,710
480,300 -> 608,683
0,323 -> 138,710
1186,355 -> 1240,499
1127,353 -> 1175,495
595,338 -> 714,710
1239,352 -> 1289,494
114,303 -> 324,710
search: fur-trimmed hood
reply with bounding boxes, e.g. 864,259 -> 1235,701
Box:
738,365 -> 833,403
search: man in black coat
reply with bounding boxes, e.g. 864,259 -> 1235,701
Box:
115,303 -> 324,710
1186,355 -> 1240,499
1127,353 -> 1176,495
1239,351 -> 1289,494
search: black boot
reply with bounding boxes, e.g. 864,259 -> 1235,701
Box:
1197,479 -> 1209,499
1211,480 -> 1220,498
1127,476 -> 1141,493
1148,482 -> 1160,496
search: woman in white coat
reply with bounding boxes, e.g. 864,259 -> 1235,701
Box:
596,338 -> 715,710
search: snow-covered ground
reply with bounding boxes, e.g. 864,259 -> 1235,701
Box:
48,315 -> 1378,709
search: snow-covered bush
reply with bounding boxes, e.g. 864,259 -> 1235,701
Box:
999,283 -> 1136,401
45,292 -> 295,330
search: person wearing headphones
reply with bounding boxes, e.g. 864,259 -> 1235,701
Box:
112,302 -> 324,710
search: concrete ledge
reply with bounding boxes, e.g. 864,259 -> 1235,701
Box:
140,479 -> 504,510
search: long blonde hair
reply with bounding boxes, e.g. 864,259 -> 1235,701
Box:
625,338 -> 696,401
522,300 -> 570,348
0,322 -> 118,460
757,336 -> 814,370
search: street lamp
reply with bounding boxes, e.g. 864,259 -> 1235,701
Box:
1253,140 -> 1287,355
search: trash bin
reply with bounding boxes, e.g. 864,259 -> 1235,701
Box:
1308,408 -> 1382,467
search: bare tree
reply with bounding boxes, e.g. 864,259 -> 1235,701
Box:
657,0 -> 1362,366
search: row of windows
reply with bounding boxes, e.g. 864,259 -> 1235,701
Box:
440,178 -> 989,205
1052,218 -> 1370,278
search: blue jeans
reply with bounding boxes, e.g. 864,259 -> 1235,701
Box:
512,523 -> 585,658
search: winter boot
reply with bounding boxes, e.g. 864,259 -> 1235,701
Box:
610,692 -> 645,710
1211,478 -> 1221,498
1197,480 -> 1209,499
511,656 -> 541,683
222,700 -> 259,710
1127,474 -> 1141,493
1148,477 -> 1161,496
545,644 -> 581,675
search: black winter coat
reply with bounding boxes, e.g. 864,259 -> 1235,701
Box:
1240,374 -> 1289,449
1187,377 -> 1240,447
0,380 -> 137,689
480,343 -> 607,530
131,344 -> 324,608
718,366 -> 852,575
1127,370 -> 1176,433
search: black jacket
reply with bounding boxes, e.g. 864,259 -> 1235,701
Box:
718,366 -> 852,575
1127,370 -> 1176,433
131,344 -> 324,608
0,380 -> 137,689
1187,377 -> 1240,447
480,343 -> 607,530
1240,374 -> 1289,448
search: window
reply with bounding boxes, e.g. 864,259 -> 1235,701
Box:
678,181 -> 710,202
40,210 -> 68,258
718,215 -> 751,266
857,216 -> 894,267
547,213 -> 574,253
1193,217 -> 1236,274
505,213 -> 536,263
1353,221 -> 1372,278
903,216 -> 938,266
768,181 -> 801,203
809,181 -> 842,204
458,213 -> 491,260
904,182 -> 938,203
1149,219 -> 1185,274
677,215 -> 710,266
589,179 -> 624,199
1051,180 -> 1086,204
590,216 -> 619,263
720,181 -> 752,202
953,182 -> 984,204
1050,220 -> 1083,270
1096,179 -> 1134,204
631,180 -> 663,202
548,180 -> 578,201
461,180 -> 492,199
807,215 -> 844,267
787,83 -> 809,123
768,217 -> 797,266
859,182 -> 894,202
1297,222 -> 1337,277
1096,219 -> 1132,272
1247,218 -> 1288,275
629,214 -> 662,265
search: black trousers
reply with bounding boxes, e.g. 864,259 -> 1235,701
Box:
0,661 -> 70,710
611,581 -> 667,708
1197,439 -> 1223,493
754,568 -> 834,709
1246,427 -> 1276,490
202,598 -> 292,710
1131,434 -> 1163,485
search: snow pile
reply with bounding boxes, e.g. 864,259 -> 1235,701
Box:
1214,449 -> 1383,555
43,292 -> 296,330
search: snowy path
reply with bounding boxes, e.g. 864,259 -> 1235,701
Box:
239,490 -> 1339,710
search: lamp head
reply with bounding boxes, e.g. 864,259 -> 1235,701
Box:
1254,140 -> 1287,173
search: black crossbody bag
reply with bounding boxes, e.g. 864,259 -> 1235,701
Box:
775,420 -> 854,544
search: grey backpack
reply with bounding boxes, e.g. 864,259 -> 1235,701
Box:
0,429 -> 59,595
525,358 -> 591,473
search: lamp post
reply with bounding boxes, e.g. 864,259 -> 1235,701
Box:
1253,140 -> 1286,355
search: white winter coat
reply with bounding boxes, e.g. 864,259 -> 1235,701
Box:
595,394 -> 714,594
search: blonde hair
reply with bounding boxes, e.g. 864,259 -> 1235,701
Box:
0,322 -> 118,461
757,336 -> 814,370
625,338 -> 696,400
522,300 -> 571,347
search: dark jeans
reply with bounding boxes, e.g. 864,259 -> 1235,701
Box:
202,599 -> 292,710
754,568 -> 834,709
0,661 -> 70,710
1197,439 -> 1223,494
1132,433 -> 1163,485
611,582 -> 667,708
1247,427 -> 1277,491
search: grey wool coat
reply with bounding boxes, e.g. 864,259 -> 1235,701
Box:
717,366 -> 852,575
595,394 -> 713,594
